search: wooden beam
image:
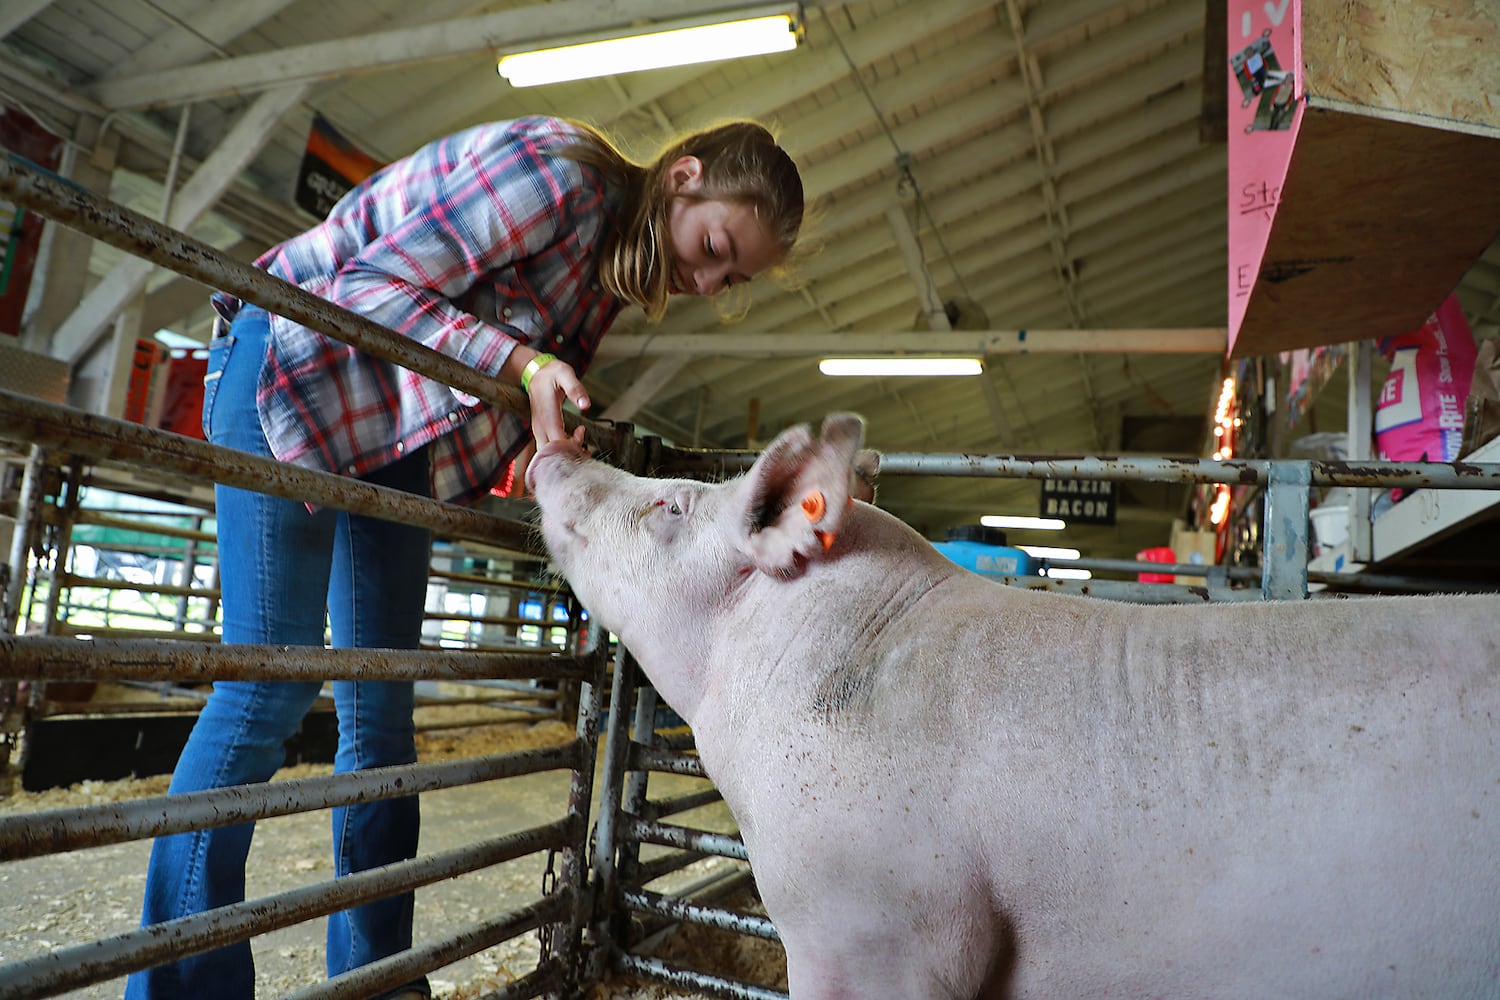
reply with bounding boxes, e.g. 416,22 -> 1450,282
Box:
600,356 -> 693,421
51,85 -> 311,365
885,206 -> 952,332
0,0 -> 53,41
88,0 -> 812,110
108,0 -> 300,78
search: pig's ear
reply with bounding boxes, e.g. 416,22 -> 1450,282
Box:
736,413 -> 865,576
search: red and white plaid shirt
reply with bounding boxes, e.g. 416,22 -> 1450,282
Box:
212,116 -> 626,505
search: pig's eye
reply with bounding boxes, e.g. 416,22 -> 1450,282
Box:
647,498 -> 685,518
640,496 -> 689,542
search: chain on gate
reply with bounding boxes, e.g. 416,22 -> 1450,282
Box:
538,847 -> 558,956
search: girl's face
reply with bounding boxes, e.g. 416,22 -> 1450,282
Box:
664,156 -> 782,296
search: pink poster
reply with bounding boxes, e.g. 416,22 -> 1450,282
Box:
1226,0 -> 1303,355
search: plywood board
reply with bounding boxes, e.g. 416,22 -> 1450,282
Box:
1301,0 -> 1500,136
1232,105 -> 1500,357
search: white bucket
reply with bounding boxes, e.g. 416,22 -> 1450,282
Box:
1309,505 -> 1350,553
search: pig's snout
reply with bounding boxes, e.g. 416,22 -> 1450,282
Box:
525,437 -> 587,494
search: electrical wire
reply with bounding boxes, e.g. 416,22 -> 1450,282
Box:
821,7 -> 976,308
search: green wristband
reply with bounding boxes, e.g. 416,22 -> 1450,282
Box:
521,353 -> 556,393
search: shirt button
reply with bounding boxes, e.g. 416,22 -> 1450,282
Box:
395,441 -> 405,454
502,307 -> 513,318
347,464 -> 358,474
447,412 -> 459,424
590,282 -> 600,292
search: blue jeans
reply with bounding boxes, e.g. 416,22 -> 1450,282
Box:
126,307 -> 432,999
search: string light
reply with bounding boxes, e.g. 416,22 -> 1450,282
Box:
1209,375 -> 1239,525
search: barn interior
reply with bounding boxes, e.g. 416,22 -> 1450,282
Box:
1,1 -> 1499,997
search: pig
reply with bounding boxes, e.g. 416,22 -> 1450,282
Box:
527,412 -> 1500,1000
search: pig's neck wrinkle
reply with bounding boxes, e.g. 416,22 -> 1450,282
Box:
734,556 -> 952,720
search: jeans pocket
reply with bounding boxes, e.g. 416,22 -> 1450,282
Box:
201,333 -> 235,440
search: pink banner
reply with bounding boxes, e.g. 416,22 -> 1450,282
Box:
1225,0 -> 1303,354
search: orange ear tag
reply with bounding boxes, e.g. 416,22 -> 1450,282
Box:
801,490 -> 826,522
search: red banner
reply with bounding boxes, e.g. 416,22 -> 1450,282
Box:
0,108 -> 64,336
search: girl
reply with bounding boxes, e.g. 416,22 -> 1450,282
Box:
128,115 -> 804,1000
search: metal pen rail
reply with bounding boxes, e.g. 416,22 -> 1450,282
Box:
0,148 -> 611,997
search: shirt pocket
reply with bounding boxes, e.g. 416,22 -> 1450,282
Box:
201,333 -> 235,440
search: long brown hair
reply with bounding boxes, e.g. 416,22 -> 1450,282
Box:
560,119 -> 804,321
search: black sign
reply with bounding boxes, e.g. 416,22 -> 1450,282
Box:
1040,478 -> 1116,525
293,114 -> 383,219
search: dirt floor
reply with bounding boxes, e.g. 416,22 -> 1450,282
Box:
0,693 -> 788,998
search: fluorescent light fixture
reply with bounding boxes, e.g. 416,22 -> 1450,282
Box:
818,358 -> 984,377
498,7 -> 801,87
981,515 -> 1064,531
1018,545 -> 1081,560
1043,567 -> 1093,581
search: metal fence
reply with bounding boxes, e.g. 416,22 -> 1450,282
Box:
3,149 -> 1500,1000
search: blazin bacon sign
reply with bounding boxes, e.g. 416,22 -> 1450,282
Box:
1039,477 -> 1116,526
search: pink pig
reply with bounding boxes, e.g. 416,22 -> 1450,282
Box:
528,413 -> 1500,999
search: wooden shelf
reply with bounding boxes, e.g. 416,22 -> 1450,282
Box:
1227,0 -> 1500,358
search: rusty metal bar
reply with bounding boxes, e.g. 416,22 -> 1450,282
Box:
660,443 -> 1500,492
416,692 -> 559,711
642,786 -> 724,822
82,470 -> 215,511
0,390 -> 539,552
0,154 -> 512,413
427,566 -> 568,594
0,742 -> 581,861
35,700 -> 208,717
550,641 -> 610,988
628,741 -> 707,779
0,635 -> 592,683
1062,556 -> 1498,594
49,622 -> 220,641
614,952 -> 788,1000
38,460 -> 83,637
589,646 -> 643,966
428,610 -> 569,629
626,818 -> 748,862
632,848 -> 712,886
4,445 -> 47,631
56,570 -> 219,600
622,888 -> 780,942
612,683 -> 659,910
473,961 -> 565,1000
0,152 -> 626,453
0,818 -> 575,1000
65,508 -> 218,545
2,446 -> 46,758
433,678 -> 564,697
416,705 -> 555,726
283,894 -> 569,1000
629,868 -> 759,956
655,729 -> 698,751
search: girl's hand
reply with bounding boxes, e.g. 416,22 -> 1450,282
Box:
524,355 -> 590,449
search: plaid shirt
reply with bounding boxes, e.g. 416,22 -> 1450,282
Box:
212,116 -> 626,505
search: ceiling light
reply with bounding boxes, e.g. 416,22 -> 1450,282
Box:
981,515 -> 1064,531
818,358 -> 983,377
1043,567 -> 1093,581
1018,545 -> 1081,560
498,7 -> 802,87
